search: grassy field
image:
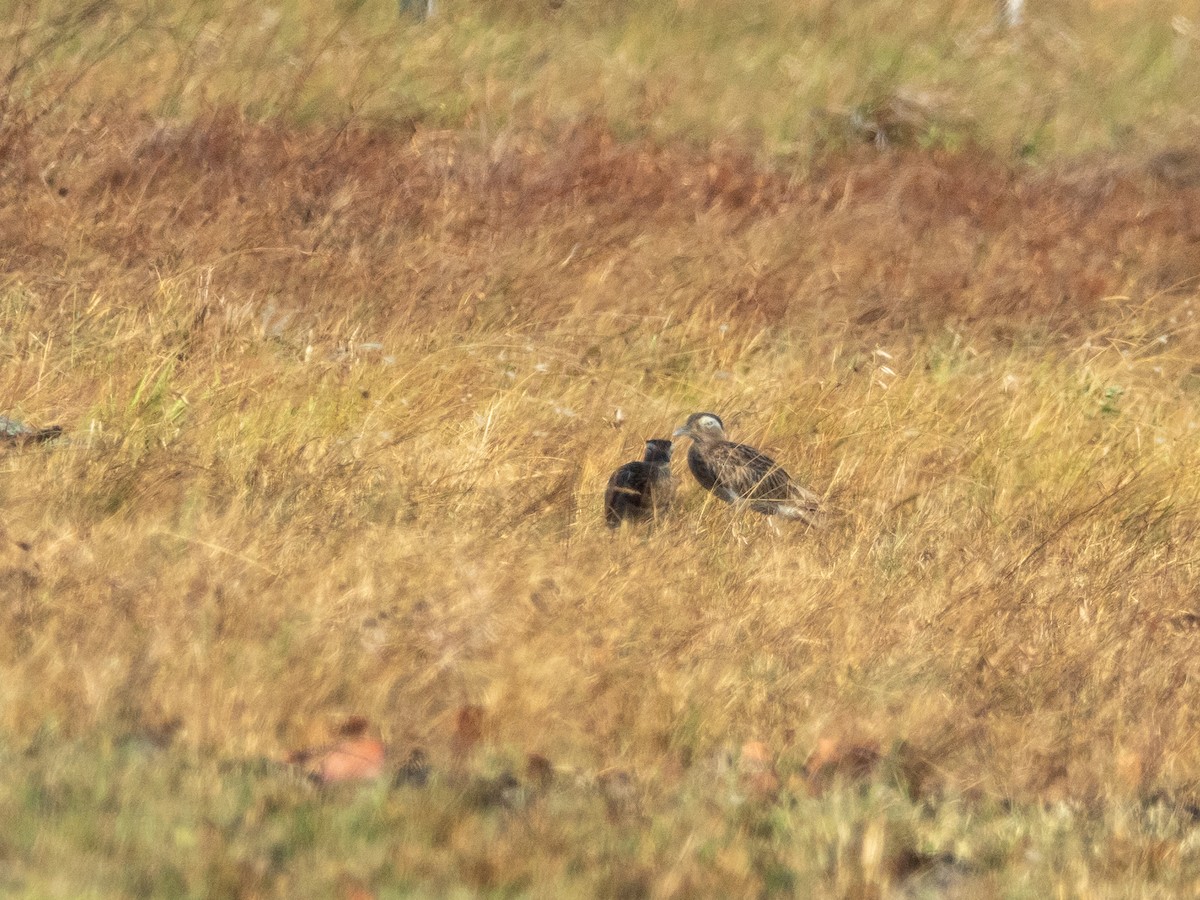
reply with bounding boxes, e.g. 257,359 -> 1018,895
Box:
4,0 -> 1200,896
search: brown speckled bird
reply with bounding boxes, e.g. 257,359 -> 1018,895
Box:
604,439 -> 676,527
673,412 -> 820,524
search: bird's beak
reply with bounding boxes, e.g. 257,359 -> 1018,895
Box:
672,427 -> 688,438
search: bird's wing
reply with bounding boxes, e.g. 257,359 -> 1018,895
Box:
605,462 -> 651,513
687,444 -> 721,495
713,442 -> 799,501
606,463 -> 649,496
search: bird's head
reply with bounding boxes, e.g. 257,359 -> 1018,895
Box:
642,439 -> 674,463
673,412 -> 726,442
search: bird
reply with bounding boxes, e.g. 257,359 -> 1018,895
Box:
1,415 -> 62,447
604,439 -> 676,527
672,412 -> 820,524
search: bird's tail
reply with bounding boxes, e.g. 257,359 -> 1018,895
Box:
776,483 -> 824,526
775,502 -> 823,527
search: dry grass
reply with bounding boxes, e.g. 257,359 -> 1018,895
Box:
4,1 -> 1200,897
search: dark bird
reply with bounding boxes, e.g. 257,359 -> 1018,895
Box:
604,439 -> 676,527
1,415 -> 62,447
673,412 -> 820,524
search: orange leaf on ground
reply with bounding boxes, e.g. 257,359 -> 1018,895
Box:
315,737 -> 387,785
286,717 -> 388,785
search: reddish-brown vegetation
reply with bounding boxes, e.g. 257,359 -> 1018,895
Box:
5,111 -> 1199,337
